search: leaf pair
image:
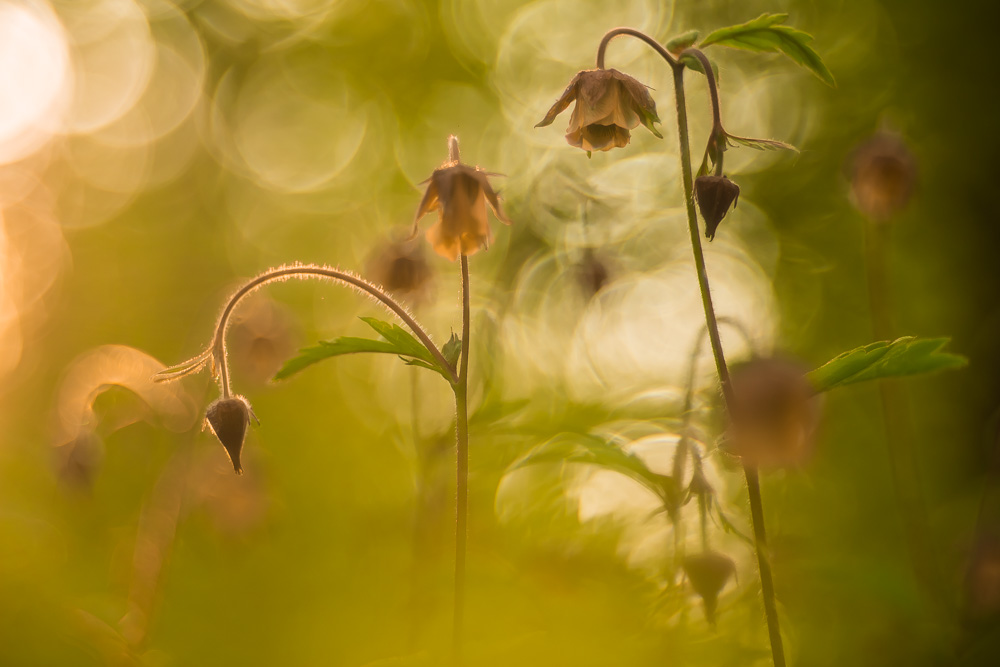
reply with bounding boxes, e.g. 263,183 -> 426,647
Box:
275,317 -> 460,383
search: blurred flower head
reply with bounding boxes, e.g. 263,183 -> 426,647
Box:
412,135 -> 510,261
536,68 -> 662,155
724,357 -> 821,467
574,248 -> 613,299
694,175 -> 740,240
849,130 -> 917,222
227,297 -> 298,386
966,538 -> 1000,619
205,396 -> 256,475
682,551 -> 736,625
367,235 -> 434,305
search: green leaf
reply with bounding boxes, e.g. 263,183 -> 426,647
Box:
511,433 -> 673,502
274,317 -> 453,382
725,132 -> 798,152
666,30 -> 700,54
807,337 -> 967,392
700,13 -> 836,87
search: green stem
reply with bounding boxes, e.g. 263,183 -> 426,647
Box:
864,221 -> 941,606
673,60 -> 786,667
597,27 -> 786,666
452,254 -> 471,663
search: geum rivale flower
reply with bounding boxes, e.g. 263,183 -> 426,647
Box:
536,68 -> 662,155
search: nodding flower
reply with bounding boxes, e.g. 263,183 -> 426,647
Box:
411,135 -> 510,261
536,68 -> 661,155
724,357 -> 821,468
205,396 -> 257,475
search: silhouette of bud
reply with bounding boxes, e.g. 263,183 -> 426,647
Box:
368,236 -> 434,305
683,551 -> 736,625
966,538 -> 1000,619
725,357 -> 821,468
205,396 -> 255,474
575,249 -> 612,299
536,68 -> 662,155
694,175 -> 740,240
849,130 -> 916,223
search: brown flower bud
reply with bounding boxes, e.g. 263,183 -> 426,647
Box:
367,236 -> 434,305
536,68 -> 662,155
694,175 -> 740,240
725,357 -> 821,468
849,130 -> 916,223
205,396 -> 255,474
682,551 -> 736,625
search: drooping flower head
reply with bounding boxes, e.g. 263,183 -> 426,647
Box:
536,68 -> 662,155
694,175 -> 740,240
849,130 -> 917,223
205,395 -> 256,474
724,357 -> 821,468
412,135 -> 510,261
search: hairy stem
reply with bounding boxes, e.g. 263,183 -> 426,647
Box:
160,264 -> 458,391
452,254 -> 471,663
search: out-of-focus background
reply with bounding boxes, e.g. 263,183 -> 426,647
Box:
1,0 -> 998,665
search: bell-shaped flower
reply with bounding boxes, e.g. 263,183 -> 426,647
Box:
412,139 -> 510,261
536,68 -> 662,154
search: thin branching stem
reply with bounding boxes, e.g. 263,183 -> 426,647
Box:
597,27 -> 786,667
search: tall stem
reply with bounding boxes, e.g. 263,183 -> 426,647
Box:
865,221 -> 940,605
596,27 -> 786,666
673,57 -> 786,667
452,254 -> 471,662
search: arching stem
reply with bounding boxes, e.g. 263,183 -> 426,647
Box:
158,264 -> 458,390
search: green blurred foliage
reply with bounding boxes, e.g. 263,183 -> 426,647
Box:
1,0 -> 998,665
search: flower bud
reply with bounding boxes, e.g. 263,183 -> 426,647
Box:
725,357 -> 821,468
849,130 -> 916,223
682,551 -> 736,625
694,175 -> 740,240
205,396 -> 254,474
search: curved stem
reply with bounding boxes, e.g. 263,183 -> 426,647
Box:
452,254 -> 471,662
679,48 -> 722,131
203,265 -> 457,390
596,27 -> 678,69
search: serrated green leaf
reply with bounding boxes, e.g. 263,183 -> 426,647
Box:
442,333 -> 462,369
511,434 -> 673,502
275,317 -> 454,382
700,13 -> 835,86
807,337 -> 967,392
666,30 -> 699,53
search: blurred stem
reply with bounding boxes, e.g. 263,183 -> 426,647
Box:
452,254 -> 471,663
864,221 -> 941,605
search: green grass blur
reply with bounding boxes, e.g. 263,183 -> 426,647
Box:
0,0 -> 998,665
